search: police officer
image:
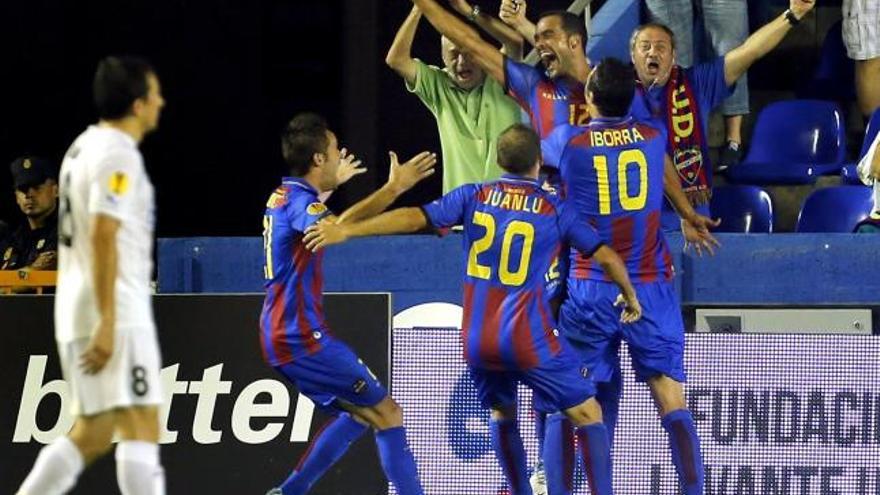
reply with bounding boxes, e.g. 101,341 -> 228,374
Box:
1,156 -> 58,271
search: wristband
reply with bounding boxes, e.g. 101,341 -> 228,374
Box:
469,4 -> 481,22
784,9 -> 800,26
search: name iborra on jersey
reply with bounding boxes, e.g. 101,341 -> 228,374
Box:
588,126 -> 647,148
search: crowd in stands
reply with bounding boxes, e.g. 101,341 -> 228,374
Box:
2,0 -> 878,292
387,0 -> 879,234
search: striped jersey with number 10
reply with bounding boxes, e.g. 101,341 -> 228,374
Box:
548,116 -> 674,283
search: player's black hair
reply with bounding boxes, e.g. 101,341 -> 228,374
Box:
497,123 -> 541,175
587,58 -> 635,118
630,22 -> 677,51
537,10 -> 588,45
93,56 -> 155,120
282,113 -> 331,177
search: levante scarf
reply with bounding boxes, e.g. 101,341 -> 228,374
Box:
642,66 -> 712,205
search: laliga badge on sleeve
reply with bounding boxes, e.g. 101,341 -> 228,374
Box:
108,171 -> 129,196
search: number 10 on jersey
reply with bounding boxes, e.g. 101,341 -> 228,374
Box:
593,149 -> 648,215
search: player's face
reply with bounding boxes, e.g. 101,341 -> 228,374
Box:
442,39 -> 486,90
631,27 -> 675,86
317,131 -> 341,191
534,16 -> 582,79
15,180 -> 58,219
137,73 -> 166,133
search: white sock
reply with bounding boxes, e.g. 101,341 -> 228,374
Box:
115,441 -> 165,495
17,436 -> 84,495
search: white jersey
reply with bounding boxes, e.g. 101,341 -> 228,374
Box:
55,125 -> 156,343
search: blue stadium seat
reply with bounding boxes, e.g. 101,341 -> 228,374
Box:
709,186 -> 773,233
727,100 -> 846,185
840,107 -> 880,184
840,164 -> 862,184
795,186 -> 873,232
797,21 -> 855,102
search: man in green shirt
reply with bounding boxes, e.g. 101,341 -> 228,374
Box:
386,2 -> 524,193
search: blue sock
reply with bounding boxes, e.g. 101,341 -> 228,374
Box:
575,423 -> 614,495
661,409 -> 704,495
490,418 -> 530,495
534,410 -> 546,459
375,426 -> 424,495
280,413 -> 368,495
544,412 -> 575,495
596,374 -> 621,451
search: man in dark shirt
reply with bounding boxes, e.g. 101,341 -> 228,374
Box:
2,156 -> 58,271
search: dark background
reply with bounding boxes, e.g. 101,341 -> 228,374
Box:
0,0 -> 831,237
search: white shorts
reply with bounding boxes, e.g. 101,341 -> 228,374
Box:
57,326 -> 163,416
843,0 -> 880,60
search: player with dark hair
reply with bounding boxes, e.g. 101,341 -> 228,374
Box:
544,58 -> 719,495
261,112 -> 436,495
303,122 -> 643,495
17,55 -> 166,495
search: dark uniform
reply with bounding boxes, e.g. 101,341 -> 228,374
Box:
1,211 -> 58,270
2,156 -> 58,270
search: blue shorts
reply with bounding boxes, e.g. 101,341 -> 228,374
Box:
469,349 -> 596,414
274,338 -> 387,414
559,279 -> 686,383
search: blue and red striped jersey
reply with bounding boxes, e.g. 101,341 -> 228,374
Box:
504,58 -> 589,143
259,177 -> 333,366
422,175 -> 603,371
546,117 -> 674,284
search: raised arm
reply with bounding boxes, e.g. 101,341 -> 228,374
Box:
335,151 -> 436,224
449,0 -> 524,60
723,0 -> 815,86
499,0 -> 536,49
411,0 -> 506,84
303,207 -> 429,251
386,6 -> 423,85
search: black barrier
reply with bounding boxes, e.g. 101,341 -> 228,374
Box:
1,294 -> 391,495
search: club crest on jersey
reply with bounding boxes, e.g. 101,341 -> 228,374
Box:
306,202 -> 328,216
36,239 -> 45,250
108,171 -> 129,196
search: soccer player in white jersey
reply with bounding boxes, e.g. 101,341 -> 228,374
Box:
17,55 -> 166,495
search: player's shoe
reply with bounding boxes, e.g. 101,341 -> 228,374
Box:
530,461 -> 548,495
264,489 -> 282,495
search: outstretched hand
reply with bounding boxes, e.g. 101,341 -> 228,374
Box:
336,148 -> 366,187
388,150 -> 437,193
682,215 -> 722,257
